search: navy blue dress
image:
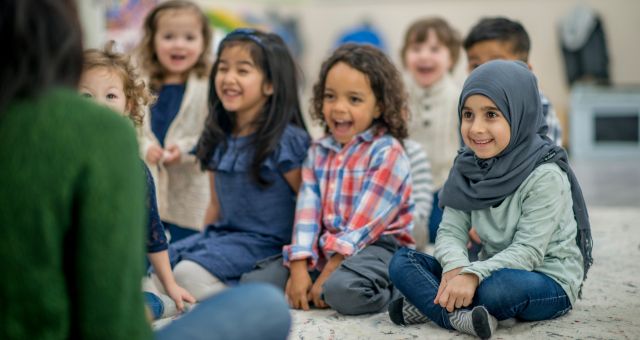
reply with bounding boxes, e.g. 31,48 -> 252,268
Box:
144,164 -> 168,253
150,84 -> 185,147
168,125 -> 310,283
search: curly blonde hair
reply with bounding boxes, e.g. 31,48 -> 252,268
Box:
82,41 -> 154,126
136,0 -> 212,91
311,43 -> 409,141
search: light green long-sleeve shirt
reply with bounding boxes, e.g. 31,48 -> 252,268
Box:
435,163 -> 584,304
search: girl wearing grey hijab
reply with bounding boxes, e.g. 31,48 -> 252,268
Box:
388,60 -> 592,339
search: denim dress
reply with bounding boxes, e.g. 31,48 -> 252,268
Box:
144,163 -> 168,253
168,125 -> 310,283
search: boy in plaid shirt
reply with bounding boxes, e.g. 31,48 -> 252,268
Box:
241,44 -> 415,315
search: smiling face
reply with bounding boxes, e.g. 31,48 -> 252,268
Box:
322,62 -> 380,145
403,29 -> 452,88
214,44 -> 273,129
153,8 -> 204,83
79,67 -> 129,115
460,94 -> 511,159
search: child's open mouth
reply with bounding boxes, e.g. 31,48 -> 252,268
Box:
170,54 -> 186,62
416,65 -> 435,75
222,89 -> 240,97
333,119 -> 353,133
472,138 -> 493,145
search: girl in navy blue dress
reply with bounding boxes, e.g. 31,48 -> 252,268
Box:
143,29 -> 310,316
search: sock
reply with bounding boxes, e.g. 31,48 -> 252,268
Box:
448,305 -> 498,339
143,292 -> 164,320
388,296 -> 430,325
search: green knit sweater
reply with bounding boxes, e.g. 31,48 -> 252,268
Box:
0,89 -> 152,339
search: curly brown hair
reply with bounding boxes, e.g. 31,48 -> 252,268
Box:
400,17 -> 461,72
311,43 -> 408,141
82,41 -> 154,126
136,0 -> 212,91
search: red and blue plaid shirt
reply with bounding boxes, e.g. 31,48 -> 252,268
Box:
283,128 -> 415,270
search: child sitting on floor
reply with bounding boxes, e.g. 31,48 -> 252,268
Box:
388,60 -> 592,338
241,43 -> 414,316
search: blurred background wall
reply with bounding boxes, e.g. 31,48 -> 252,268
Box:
77,0 -> 640,147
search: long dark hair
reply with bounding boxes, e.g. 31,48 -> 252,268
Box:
195,29 -> 307,186
0,0 -> 83,112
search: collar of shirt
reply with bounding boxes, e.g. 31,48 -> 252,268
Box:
316,125 -> 383,153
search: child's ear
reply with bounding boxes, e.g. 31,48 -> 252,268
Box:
126,101 -> 134,116
373,105 -> 382,119
262,82 -> 274,96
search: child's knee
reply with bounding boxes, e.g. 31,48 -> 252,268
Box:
173,260 -> 225,299
322,275 -> 360,314
322,270 -> 390,315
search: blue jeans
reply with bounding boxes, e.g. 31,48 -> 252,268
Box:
154,283 -> 291,340
389,248 -> 572,330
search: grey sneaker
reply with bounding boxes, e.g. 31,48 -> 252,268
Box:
448,305 -> 498,339
388,296 -> 430,325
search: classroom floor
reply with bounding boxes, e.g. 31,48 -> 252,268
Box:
154,158 -> 640,339
289,206 -> 640,339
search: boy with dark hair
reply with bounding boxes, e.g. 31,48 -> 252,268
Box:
464,17 -> 563,146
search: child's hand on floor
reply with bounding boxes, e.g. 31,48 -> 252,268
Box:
307,254 -> 345,309
286,260 -> 313,310
308,280 -> 327,308
162,144 -> 181,166
165,282 -> 196,312
146,145 -> 164,165
434,268 -> 478,312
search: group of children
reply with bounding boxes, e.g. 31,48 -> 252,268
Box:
77,0 -> 591,338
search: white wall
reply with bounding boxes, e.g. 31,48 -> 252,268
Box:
76,0 -> 106,49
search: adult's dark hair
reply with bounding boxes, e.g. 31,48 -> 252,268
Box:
463,17 -> 531,61
311,43 -> 408,141
0,0 -> 84,112
195,29 -> 307,186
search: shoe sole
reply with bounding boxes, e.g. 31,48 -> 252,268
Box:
388,298 -> 407,325
472,307 -> 493,339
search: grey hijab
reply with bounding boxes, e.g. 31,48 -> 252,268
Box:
439,60 -> 592,291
